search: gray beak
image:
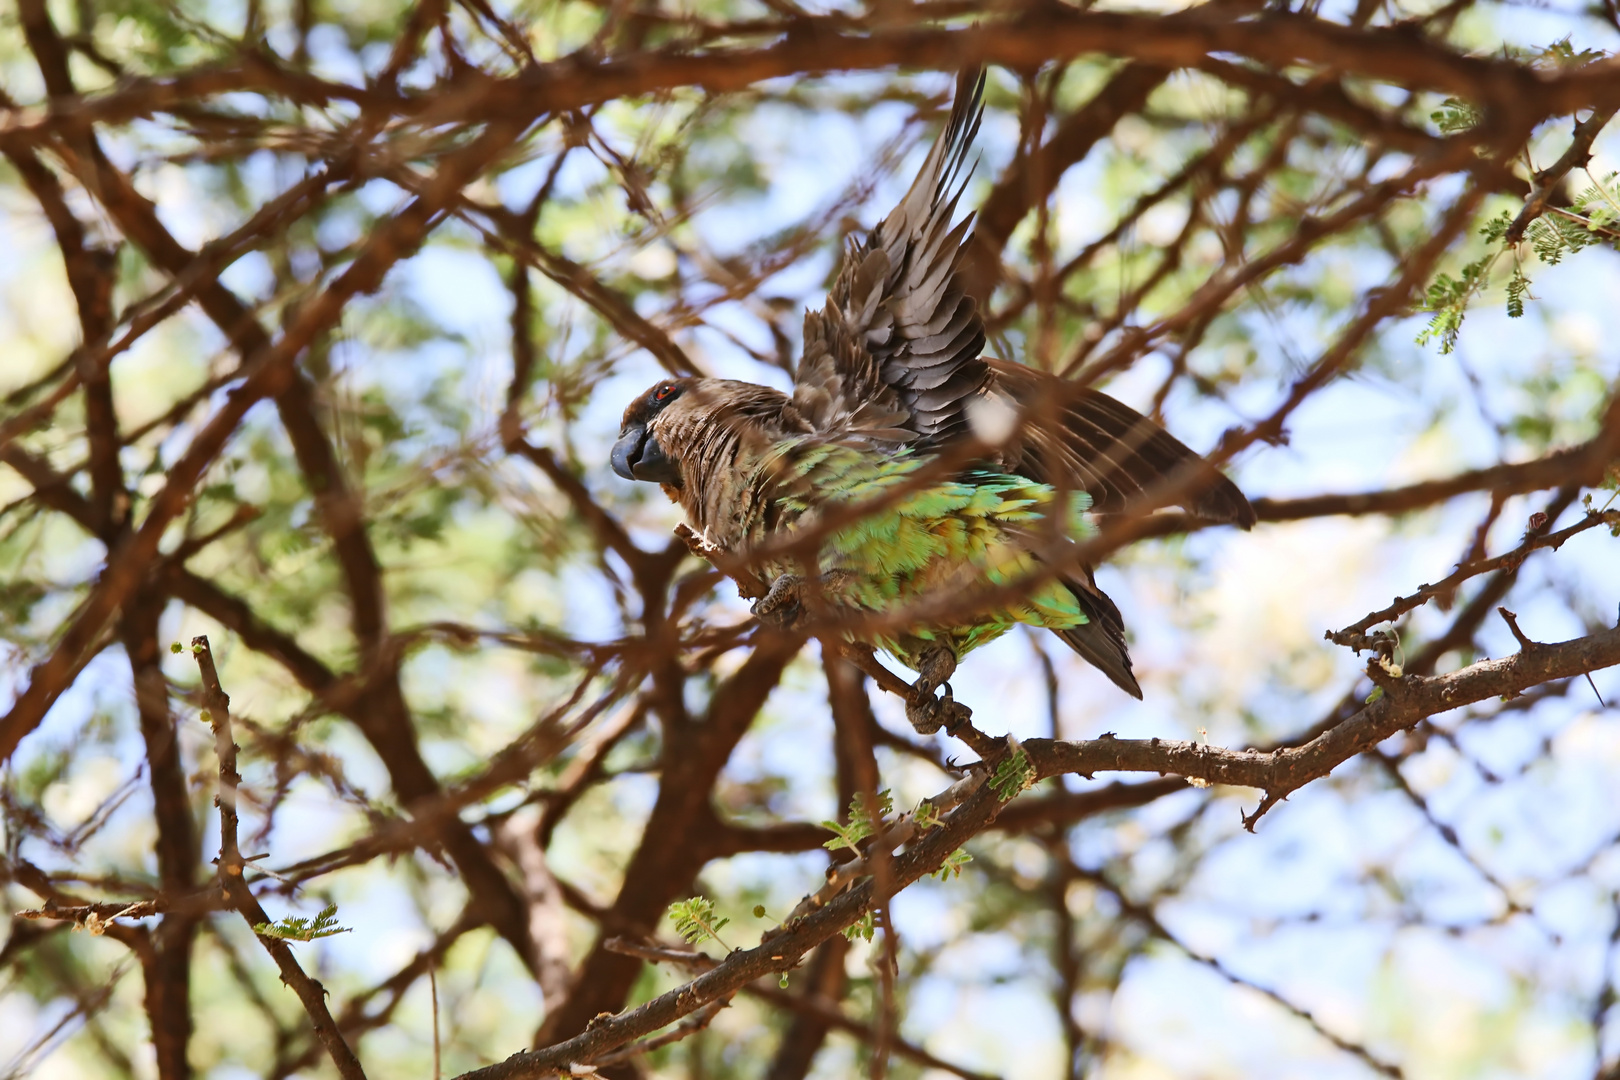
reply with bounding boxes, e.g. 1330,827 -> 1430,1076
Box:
610,425 -> 682,487
611,427 -> 645,481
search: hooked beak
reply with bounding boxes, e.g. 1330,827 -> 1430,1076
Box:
610,425 -> 683,487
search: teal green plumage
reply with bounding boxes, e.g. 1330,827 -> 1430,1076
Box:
755,438 -> 1095,669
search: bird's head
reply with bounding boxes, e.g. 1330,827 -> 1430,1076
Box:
612,377 -> 800,496
611,378 -> 693,488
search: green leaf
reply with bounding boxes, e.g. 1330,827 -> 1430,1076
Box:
930,849 -> 973,881
1540,36 -> 1605,68
1572,172 -> 1618,217
842,911 -> 876,943
991,746 -> 1036,801
852,788 -> 893,825
820,819 -> 869,853
912,799 -> 943,830
1527,214 -> 1603,267
822,789 -> 894,852
1431,98 -> 1481,134
254,902 -> 351,942
1506,267 -> 1529,319
1479,210 -> 1513,244
669,895 -> 731,948
1415,255 -> 1495,353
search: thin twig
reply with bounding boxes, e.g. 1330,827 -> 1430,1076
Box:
1327,510 -> 1616,652
190,636 -> 369,1080
1504,107 -> 1618,245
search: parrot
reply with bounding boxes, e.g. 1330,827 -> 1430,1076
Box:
610,70 -> 1254,733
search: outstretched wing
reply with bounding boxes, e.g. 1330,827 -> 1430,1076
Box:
793,69 -> 989,447
988,360 -> 1257,528
789,68 -> 1253,532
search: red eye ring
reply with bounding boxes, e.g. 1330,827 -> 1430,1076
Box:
654,384 -> 674,401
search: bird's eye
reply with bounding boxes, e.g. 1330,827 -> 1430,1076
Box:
654,384 -> 675,401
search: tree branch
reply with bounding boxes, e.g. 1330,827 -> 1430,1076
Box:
189,636 -> 368,1080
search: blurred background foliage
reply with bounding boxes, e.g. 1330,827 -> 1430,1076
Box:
2,0 -> 1620,1078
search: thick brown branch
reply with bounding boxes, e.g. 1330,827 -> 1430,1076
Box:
1028,620 -> 1620,813
604,938 -> 1001,1080
0,60 -> 374,142
459,759 -> 1010,1080
449,10 -> 1614,137
464,620 -> 1620,1073
6,8 -> 1617,148
707,777 -> 1185,855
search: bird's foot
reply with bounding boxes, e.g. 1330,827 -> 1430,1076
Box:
751,573 -> 803,631
751,570 -> 856,631
905,682 -> 973,736
905,648 -> 972,735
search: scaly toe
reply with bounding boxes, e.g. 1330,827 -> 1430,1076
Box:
906,695 -> 945,736
751,574 -> 804,630
752,599 -> 801,630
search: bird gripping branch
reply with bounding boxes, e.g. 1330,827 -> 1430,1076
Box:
611,70 -> 1254,734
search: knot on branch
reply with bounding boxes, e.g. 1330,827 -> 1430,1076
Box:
1327,621 -> 1400,656
1365,652 -> 1406,695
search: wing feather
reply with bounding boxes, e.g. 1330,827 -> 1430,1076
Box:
792,69 -> 990,446
988,359 -> 1256,528
783,69 -> 1249,700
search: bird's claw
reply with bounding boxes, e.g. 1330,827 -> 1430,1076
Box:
905,695 -> 942,735
906,681 -> 972,736
906,649 -> 969,735
751,573 -> 803,631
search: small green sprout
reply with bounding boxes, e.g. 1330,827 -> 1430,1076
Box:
669,895 -> 731,949
1431,97 -> 1481,134
912,799 -> 943,830
930,849 -> 973,881
991,746 -> 1036,801
821,789 -> 893,853
254,902 -> 350,942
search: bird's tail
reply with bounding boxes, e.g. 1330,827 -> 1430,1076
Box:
1052,571 -> 1143,699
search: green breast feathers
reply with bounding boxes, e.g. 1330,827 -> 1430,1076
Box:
752,438 -> 1095,670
